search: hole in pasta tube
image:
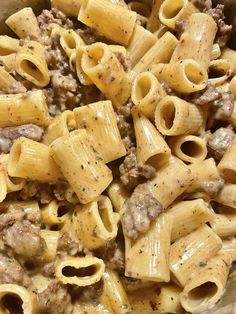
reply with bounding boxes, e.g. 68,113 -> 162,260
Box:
134,75 -> 152,102
8,141 -> 22,175
62,33 -> 77,50
1,294 -> 23,314
186,282 -> 218,307
97,200 -> 113,233
162,0 -> 184,19
84,44 -> 106,69
146,153 -> 168,168
20,60 -> 44,83
180,141 -> 203,158
184,62 -> 206,86
62,265 -> 97,278
160,101 -> 176,130
57,204 -> 72,217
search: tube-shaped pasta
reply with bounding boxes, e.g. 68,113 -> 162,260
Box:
51,130 -> 113,204
155,96 -> 203,136
8,137 -> 63,183
43,110 -> 76,145
72,45 -> 93,85
56,256 -> 105,286
0,171 -> 7,203
221,47 -> 236,74
159,0 -> 198,29
51,0 -> 82,16
71,195 -> 119,249
78,0 -> 137,46
147,0 -> 164,32
15,41 -> 50,87
106,180 -> 130,213
169,224 -> 222,287
152,59 -> 207,93
132,32 -> 178,75
230,75 -> 236,96
211,44 -> 221,61
167,135 -> 207,164
167,199 -> 214,242
60,29 -> 85,58
74,100 -> 126,163
214,184 -> 236,209
171,13 -> 217,69
81,43 -> 131,108
0,90 -> 50,127
132,108 -> 170,169
0,284 -> 39,314
209,59 -> 233,86
127,25 -> 157,67
131,72 -> 166,119
5,7 -> 41,39
180,247 -> 235,313
0,67 -> 26,93
0,35 -> 20,56
125,213 -> 173,282
41,200 -> 73,226
0,54 -> 16,72
150,156 -> 193,208
40,230 -> 60,262
210,213 -> 236,238
217,137 -> 236,183
156,283 -> 183,314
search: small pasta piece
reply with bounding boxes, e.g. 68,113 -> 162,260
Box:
106,180 -> 131,214
7,137 -> 63,183
0,35 -> 20,56
5,7 -> 41,39
211,43 -> 221,61
0,67 -> 26,92
71,195 -> 119,249
60,29 -> 85,58
167,135 -> 207,163
167,199 -> 214,242
154,96 -> 203,136
0,284 -> 39,314
0,171 -> 7,203
51,0 -> 82,16
0,90 -> 50,127
221,47 -> 236,74
159,0 -> 198,29
51,130 -> 113,204
156,283 -> 183,314
169,224 -> 222,287
74,100 -> 126,163
43,110 -> 76,145
78,0 -> 137,46
15,41 -> 50,87
0,54 -> 16,72
41,200 -> 73,226
209,59 -> 233,86
131,72 -> 166,119
132,31 -> 178,75
229,75 -> 236,96
214,184 -> 236,209
132,108 -> 171,169
217,137 -> 236,183
127,25 -> 157,67
150,156 -> 193,208
152,59 -> 207,93
125,213 -> 173,282
171,13 -> 217,69
40,230 -> 60,262
81,43 -> 131,109
56,256 -> 105,286
210,213 -> 236,238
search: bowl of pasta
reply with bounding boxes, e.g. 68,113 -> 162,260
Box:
0,0 -> 235,313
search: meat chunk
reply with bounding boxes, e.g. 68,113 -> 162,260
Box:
200,178 -> 224,198
19,182 -> 54,204
207,127 -> 235,159
191,84 -> 221,106
212,92 -> 234,121
175,19 -> 188,37
114,52 -> 131,72
122,182 -> 163,240
0,81 -> 26,94
204,4 -> 232,47
77,27 -> 109,45
57,232 -> 82,256
3,221 -> 46,260
37,8 -> 73,31
0,124 -> 44,153
0,205 -> 25,232
119,150 -> 156,190
38,280 -> 72,314
191,0 -> 212,10
0,254 -> 32,287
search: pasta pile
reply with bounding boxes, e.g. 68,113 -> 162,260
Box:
0,0 -> 235,313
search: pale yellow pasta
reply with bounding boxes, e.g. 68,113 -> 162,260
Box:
74,100 -> 126,163
41,200 -> 73,226
211,43 -> 221,61
78,0 -> 137,46
0,54 -> 16,72
125,213 -> 173,282
7,137 -> 63,183
106,180 -> 130,214
72,304 -> 107,314
150,156 -> 193,208
180,246 -> 235,313
81,43 -> 131,108
229,76 -> 236,96
217,137 -> 236,183
171,13 -> 217,69
209,59 -> 233,86
230,101 -> 236,127
167,135 -> 207,163
127,25 -> 157,67
15,41 -> 50,87
0,35 -> 20,56
0,170 -> 7,203
56,256 -> 105,286
131,71 -> 166,119
60,29 -> 85,58
0,67 -> 26,92
132,31 -> 178,75
169,224 -> 222,287
147,0 -> 164,32
221,47 -> 236,74
210,213 -> 236,238
167,199 -> 214,242
132,108 -> 171,168
159,0 -> 198,29
214,184 -> 236,209
71,195 -> 119,249
31,274 -> 53,294
152,59 -> 207,93
5,7 -> 41,39
0,284 -> 39,314
64,186 -> 79,205
40,230 -> 60,262
154,96 -> 203,136
43,110 -> 76,145
51,130 -> 113,204
156,283 -> 183,314
0,90 -> 50,127
51,0 -> 82,16
109,45 -> 127,56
